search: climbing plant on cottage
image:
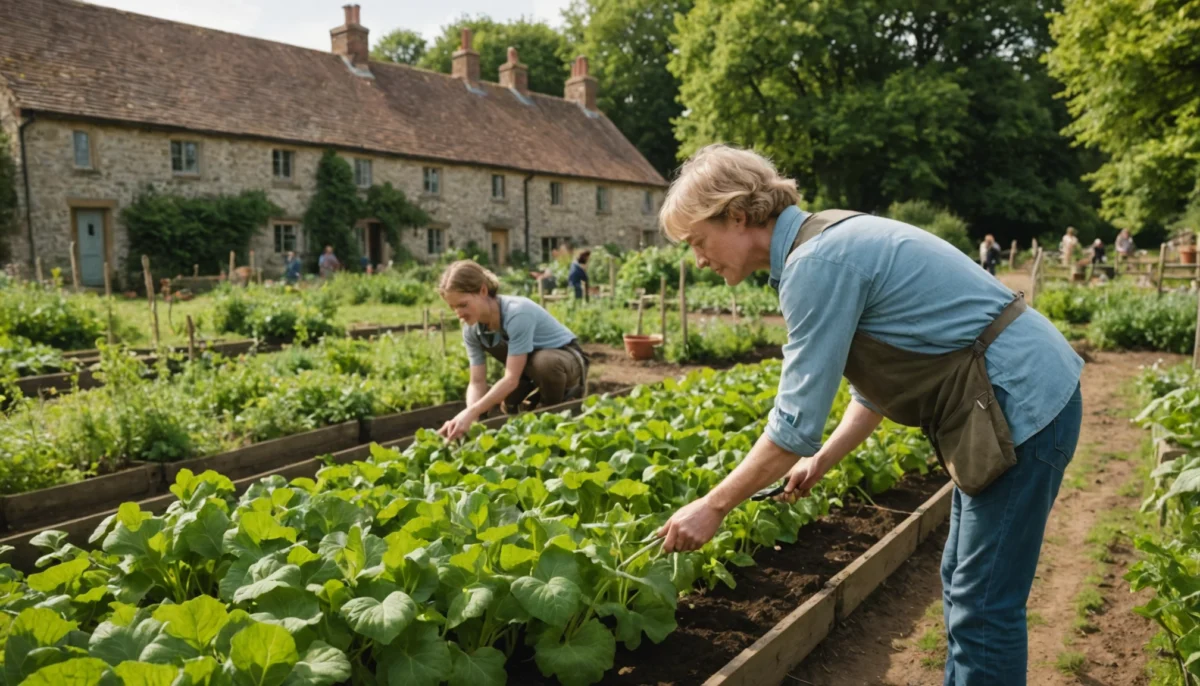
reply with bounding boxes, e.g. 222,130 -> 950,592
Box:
0,132 -> 17,264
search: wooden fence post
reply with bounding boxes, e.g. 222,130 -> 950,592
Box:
537,277 -> 545,307
1029,248 -> 1043,305
660,275 -> 668,344
193,264 -> 199,278
103,261 -> 114,345
1009,240 -> 1018,270
186,315 -> 196,361
636,293 -> 645,336
679,257 -> 688,353
439,311 -> 447,354
68,241 -> 81,293
229,251 -> 236,283
1157,243 -> 1167,296
423,308 -> 430,340
34,257 -> 44,287
609,261 -> 617,296
141,255 -> 160,348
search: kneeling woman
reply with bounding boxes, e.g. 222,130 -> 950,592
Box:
437,260 -> 588,440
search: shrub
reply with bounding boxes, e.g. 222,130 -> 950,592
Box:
121,188 -> 279,283
0,283 -> 106,349
1088,291 -> 1197,354
886,200 -> 972,254
1036,286 -> 1097,324
210,284 -> 341,343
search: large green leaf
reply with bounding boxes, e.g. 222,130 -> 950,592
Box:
510,576 -> 581,627
176,656 -> 222,686
153,596 -> 229,652
87,617 -> 165,666
6,607 -> 78,683
229,623 -> 299,686
340,591 -> 417,645
532,546 -> 582,586
180,502 -> 231,559
533,620 -> 615,686
253,588 -> 324,634
280,641 -> 352,686
23,656 -> 114,686
448,644 -> 506,686
306,495 -> 368,537
233,561 -> 302,604
26,557 -> 91,594
113,661 -> 180,686
380,624 -> 451,686
446,584 -> 494,630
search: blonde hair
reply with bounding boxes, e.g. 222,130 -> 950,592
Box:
659,144 -> 801,242
438,260 -> 500,298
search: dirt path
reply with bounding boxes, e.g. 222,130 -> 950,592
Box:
787,350 -> 1179,686
999,269 -> 1033,295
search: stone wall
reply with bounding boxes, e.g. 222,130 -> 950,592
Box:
18,117 -> 664,286
0,86 -> 30,270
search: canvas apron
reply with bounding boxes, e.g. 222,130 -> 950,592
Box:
783,210 -> 1027,496
476,299 -> 589,411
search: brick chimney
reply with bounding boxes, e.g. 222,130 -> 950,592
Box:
565,55 -> 598,111
452,29 -> 481,83
331,4 -> 369,67
498,47 -> 529,94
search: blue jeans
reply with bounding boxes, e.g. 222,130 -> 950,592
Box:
941,383 -> 1083,685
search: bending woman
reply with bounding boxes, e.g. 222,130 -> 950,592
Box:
437,260 -> 588,440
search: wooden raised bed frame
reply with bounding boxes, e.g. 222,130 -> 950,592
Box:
705,481 -> 954,686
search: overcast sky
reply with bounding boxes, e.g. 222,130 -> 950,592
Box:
84,0 -> 573,51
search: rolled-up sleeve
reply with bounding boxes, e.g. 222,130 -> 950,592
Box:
849,385 -> 883,414
765,257 -> 871,456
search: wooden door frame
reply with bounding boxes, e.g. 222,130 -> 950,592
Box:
67,199 -> 116,286
489,228 -> 510,267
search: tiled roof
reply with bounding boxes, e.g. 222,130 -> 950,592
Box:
0,0 -> 667,187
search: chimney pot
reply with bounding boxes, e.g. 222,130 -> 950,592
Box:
565,54 -> 598,110
331,3 -> 370,68
452,28 -> 481,83
499,45 -> 528,93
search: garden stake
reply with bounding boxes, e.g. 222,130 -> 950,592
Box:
68,240 -> 80,293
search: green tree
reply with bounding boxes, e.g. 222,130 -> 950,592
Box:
0,132 -> 16,263
419,16 -> 569,96
1047,0 -> 1200,232
562,0 -> 692,177
670,0 -> 1107,244
371,28 -> 427,65
303,151 -> 362,270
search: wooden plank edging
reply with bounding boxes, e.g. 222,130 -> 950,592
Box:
704,480 -> 955,686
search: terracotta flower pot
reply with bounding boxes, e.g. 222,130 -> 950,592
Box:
623,334 -> 663,361
1181,245 -> 1197,265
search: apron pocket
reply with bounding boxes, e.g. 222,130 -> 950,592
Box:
932,394 -> 1017,497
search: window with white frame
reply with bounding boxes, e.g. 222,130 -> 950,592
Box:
596,186 -> 610,213
354,159 -> 373,188
550,182 -> 563,206
424,167 -> 441,194
642,190 -> 654,215
73,131 -> 92,169
272,150 -> 294,180
274,223 -> 298,254
491,174 -> 505,199
427,228 -> 445,254
170,140 -> 199,175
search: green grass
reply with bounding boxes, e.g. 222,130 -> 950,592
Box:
1027,611 -> 1047,628
1056,651 -> 1087,675
924,600 -> 944,619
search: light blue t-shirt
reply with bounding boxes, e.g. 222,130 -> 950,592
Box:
463,295 -> 577,366
765,206 -> 1084,457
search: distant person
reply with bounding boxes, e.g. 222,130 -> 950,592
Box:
1090,239 -> 1107,265
568,250 -> 591,299
360,255 -> 371,273
529,266 -> 557,296
978,235 -> 1000,275
284,251 -> 302,285
1115,229 -> 1136,259
1060,227 -> 1080,267
318,245 -> 340,279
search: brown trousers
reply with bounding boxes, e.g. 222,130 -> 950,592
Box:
502,347 -> 585,413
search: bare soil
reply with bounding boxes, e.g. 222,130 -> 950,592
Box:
787,350 -> 1181,686
582,342 -> 784,390
507,472 -> 950,686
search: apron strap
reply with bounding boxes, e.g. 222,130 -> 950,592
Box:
972,292 -> 1027,356
791,209 -> 867,253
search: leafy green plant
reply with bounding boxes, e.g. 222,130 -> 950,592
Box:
0,361 -> 936,685
886,200 -> 972,254
0,282 -> 107,349
210,284 -> 341,343
1089,291 -> 1197,354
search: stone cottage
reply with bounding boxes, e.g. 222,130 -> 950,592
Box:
0,0 -> 667,286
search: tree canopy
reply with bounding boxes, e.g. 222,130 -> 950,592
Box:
371,28 -> 427,65
1047,0 -> 1200,232
669,0 -> 1108,243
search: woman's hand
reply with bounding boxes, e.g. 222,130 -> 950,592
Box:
658,496 -> 727,553
438,408 -> 479,441
772,455 -> 830,504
